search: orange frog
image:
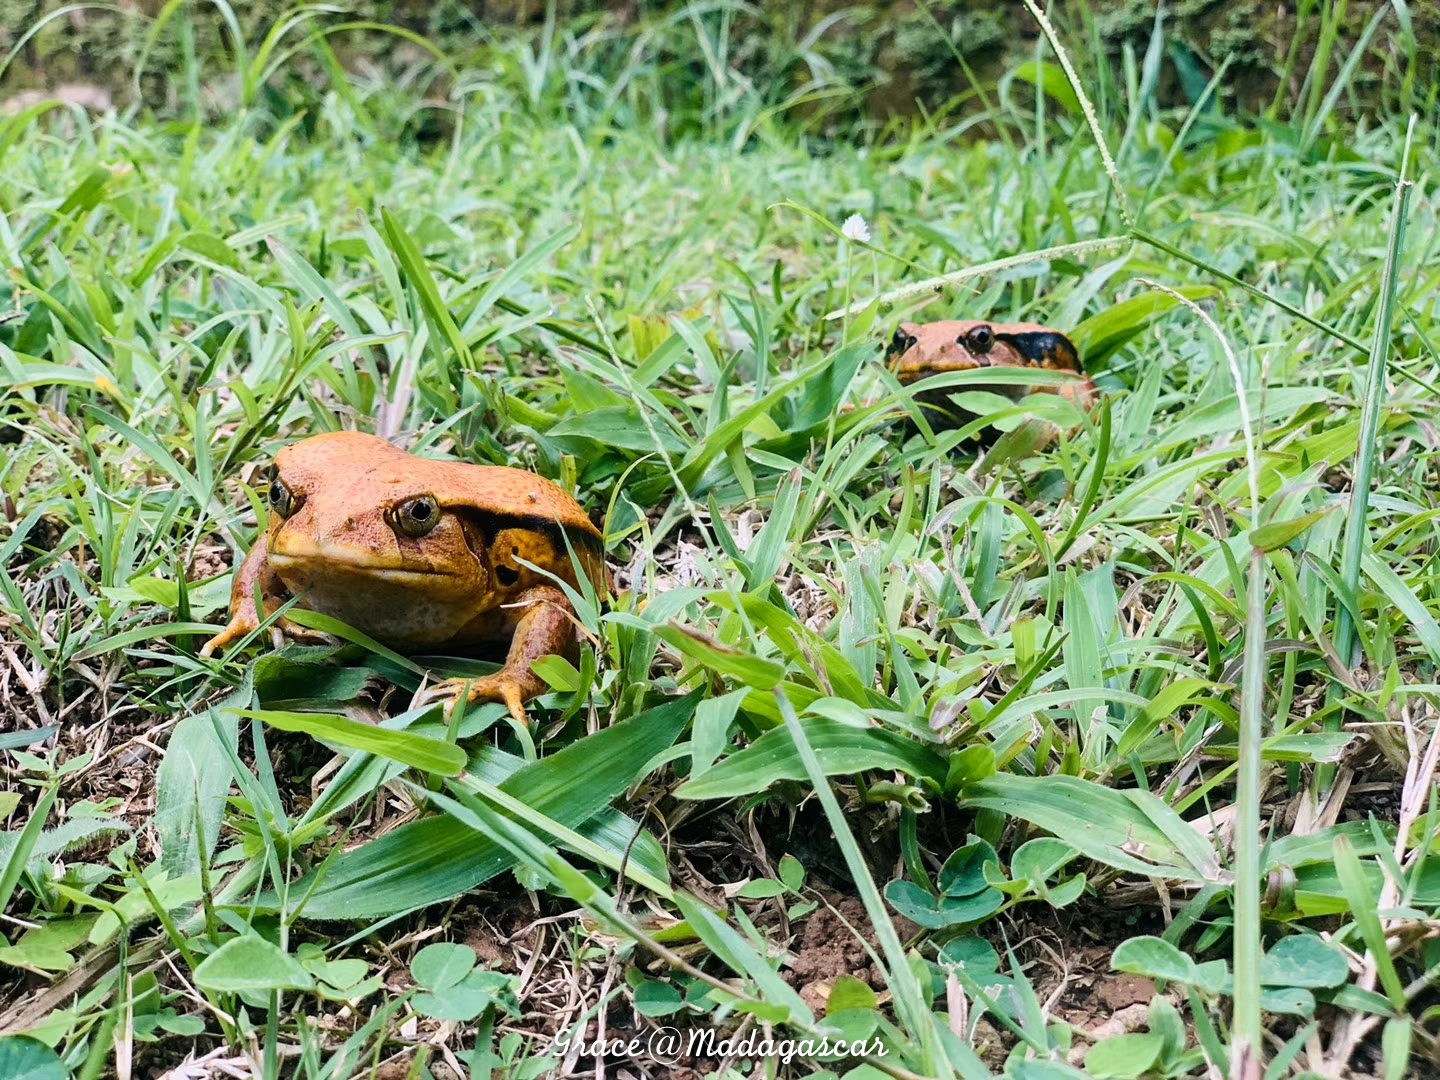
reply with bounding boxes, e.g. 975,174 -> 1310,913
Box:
886,319 -> 1098,433
202,431 -> 609,725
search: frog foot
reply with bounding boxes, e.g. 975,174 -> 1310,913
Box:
200,611 -> 335,658
416,670 -> 546,727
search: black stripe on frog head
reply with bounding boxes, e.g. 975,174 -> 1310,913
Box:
992,330 -> 1082,372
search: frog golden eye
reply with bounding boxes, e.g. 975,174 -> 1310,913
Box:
395,495 -> 440,538
963,325 -> 995,354
268,479 -> 298,519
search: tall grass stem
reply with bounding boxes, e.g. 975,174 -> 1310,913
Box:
1325,115 -> 1416,790
1139,279 -> 1264,1076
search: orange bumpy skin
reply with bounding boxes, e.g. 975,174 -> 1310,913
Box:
201,431 -> 609,725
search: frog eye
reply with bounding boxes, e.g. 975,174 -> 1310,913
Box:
268,479 -> 298,519
395,495 -> 440,538
963,325 -> 995,354
887,328 -> 918,356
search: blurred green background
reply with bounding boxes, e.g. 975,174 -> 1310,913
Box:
3,0 -> 1434,124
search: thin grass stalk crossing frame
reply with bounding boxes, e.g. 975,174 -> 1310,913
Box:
775,688 -> 955,1078
1325,117 -> 1417,790
1019,0 -> 1133,229
824,236 -> 1131,320
1139,278 -> 1265,1077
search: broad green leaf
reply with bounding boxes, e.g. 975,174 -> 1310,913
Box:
1084,1033 -> 1164,1079
193,936 -> 314,994
0,917 -> 96,974
1251,506 -> 1337,553
1046,875 -> 1087,907
737,879 -> 786,899
1148,996 -> 1186,1060
675,718 -> 947,799
1259,986 -> 1316,1016
1006,1062 -> 1088,1080
1007,60 -> 1081,115
826,975 -> 877,1014
155,710 -> 239,878
938,840 -> 1001,898
883,880 -> 1003,929
1010,838 -> 1077,887
1265,820 -> 1391,869
286,691 -> 697,919
944,744 -> 995,793
958,775 -> 1222,881
413,969 -> 517,1022
548,406 -> 688,454
178,230 -> 242,271
937,936 -> 1000,975
1111,936 -> 1226,995
655,623 -> 786,689
252,653 -> 376,705
1383,1017 -> 1413,1080
411,942 -> 476,992
1070,286 -> 1220,362
633,979 -> 685,1017
778,855 -> 805,892
1260,935 -> 1349,989
0,1037 -> 66,1080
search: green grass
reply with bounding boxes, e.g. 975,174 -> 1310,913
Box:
1,4 -> 1438,1079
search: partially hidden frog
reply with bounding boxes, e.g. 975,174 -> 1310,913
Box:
885,319 -> 1098,432
201,431 -> 609,725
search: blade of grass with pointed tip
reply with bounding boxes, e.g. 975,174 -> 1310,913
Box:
280,690 -> 698,919
777,689 -> 949,1074
233,709 -> 466,776
1326,122 -> 1416,790
381,208 -> 473,375
1333,834 -> 1407,1011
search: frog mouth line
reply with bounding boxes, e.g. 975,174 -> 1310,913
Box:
268,549 -> 461,582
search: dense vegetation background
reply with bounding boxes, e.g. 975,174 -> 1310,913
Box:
5,0 -> 1436,120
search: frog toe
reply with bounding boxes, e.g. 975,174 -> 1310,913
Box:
418,672 -> 539,727
200,618 -> 254,658
274,615 -> 336,647
491,678 -> 529,727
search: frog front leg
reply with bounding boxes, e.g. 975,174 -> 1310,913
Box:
200,533 -> 332,657
417,585 -> 580,726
